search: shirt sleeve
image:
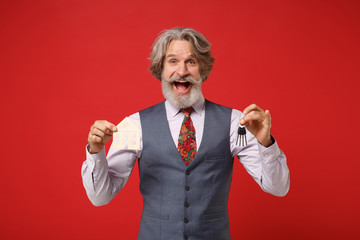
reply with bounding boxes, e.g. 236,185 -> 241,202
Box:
230,109 -> 290,197
81,113 -> 142,206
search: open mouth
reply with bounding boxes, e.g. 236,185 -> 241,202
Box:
174,80 -> 191,95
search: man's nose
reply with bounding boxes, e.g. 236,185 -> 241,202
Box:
176,62 -> 189,77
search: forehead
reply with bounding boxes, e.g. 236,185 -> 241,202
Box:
166,40 -> 194,57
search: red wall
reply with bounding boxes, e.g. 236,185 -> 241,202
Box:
1,0 -> 359,239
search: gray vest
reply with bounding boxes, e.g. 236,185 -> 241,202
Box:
138,100 -> 234,240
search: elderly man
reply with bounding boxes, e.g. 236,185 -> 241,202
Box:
82,27 -> 290,240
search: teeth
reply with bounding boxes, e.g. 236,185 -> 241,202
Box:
175,80 -> 187,83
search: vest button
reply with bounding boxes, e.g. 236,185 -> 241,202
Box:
184,235 -> 189,240
184,218 -> 189,223
185,170 -> 190,175
185,202 -> 189,207
185,186 -> 190,191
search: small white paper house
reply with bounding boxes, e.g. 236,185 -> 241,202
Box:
112,117 -> 141,150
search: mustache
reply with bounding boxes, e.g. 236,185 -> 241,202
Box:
164,75 -> 198,84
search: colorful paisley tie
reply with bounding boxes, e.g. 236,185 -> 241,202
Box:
178,107 -> 197,166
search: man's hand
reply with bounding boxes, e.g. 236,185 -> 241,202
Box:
240,104 -> 273,147
88,120 -> 117,154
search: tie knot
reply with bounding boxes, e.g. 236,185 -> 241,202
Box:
181,107 -> 193,117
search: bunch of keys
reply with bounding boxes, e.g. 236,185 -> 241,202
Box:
236,124 -> 247,146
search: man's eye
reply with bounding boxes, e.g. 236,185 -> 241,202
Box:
188,60 -> 196,64
169,59 -> 177,64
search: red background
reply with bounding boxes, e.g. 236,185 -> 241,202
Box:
1,0 -> 359,239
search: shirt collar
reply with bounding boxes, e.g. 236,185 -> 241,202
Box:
165,96 -> 205,118
191,97 -> 205,116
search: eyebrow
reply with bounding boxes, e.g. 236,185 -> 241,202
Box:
166,54 -> 196,59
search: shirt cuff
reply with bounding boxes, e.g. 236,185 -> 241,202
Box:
85,144 -> 107,171
257,136 -> 281,164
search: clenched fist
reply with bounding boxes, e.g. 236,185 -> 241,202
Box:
88,120 -> 117,153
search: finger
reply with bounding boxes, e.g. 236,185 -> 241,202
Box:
88,131 -> 102,143
88,131 -> 103,144
265,110 -> 272,128
103,121 -> 117,132
243,104 -> 263,115
90,124 -> 109,138
90,134 -> 104,144
91,127 -> 107,138
240,111 -> 265,125
265,110 -> 271,121
93,120 -> 117,134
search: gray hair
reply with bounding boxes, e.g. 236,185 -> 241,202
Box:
149,27 -> 215,81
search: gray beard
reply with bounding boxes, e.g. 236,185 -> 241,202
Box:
161,76 -> 204,109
